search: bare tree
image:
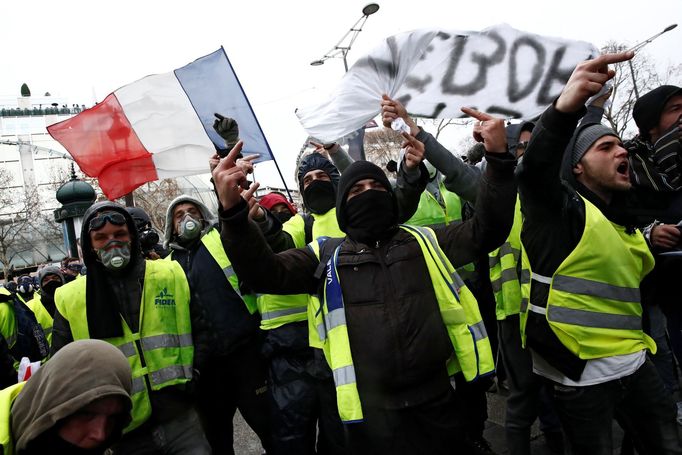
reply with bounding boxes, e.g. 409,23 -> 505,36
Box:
132,179 -> 183,233
417,118 -> 469,140
600,42 -> 682,139
0,172 -> 41,274
363,128 -> 403,171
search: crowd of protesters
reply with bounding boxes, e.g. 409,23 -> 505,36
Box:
0,49 -> 681,455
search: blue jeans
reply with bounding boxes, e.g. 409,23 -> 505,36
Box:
548,359 -> 681,455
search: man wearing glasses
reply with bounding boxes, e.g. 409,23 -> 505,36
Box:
52,202 -> 211,454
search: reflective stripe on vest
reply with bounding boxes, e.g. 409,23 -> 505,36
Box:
255,293 -> 308,330
489,198 -> 526,320
520,195 -> 656,359
200,229 -> 257,315
55,259 -> 193,432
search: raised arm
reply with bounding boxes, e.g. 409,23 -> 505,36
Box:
435,108 -> 517,266
213,142 -> 319,295
381,94 -> 482,203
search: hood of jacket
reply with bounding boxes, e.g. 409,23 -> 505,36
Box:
163,195 -> 217,249
79,201 -> 143,339
11,339 -> 132,451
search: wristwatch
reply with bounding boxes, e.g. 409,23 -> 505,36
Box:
323,143 -> 336,150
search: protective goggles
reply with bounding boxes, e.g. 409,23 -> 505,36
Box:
88,211 -> 127,231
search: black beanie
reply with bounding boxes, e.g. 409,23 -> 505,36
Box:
336,160 -> 394,232
633,85 -> 682,140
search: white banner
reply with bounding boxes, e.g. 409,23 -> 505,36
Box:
297,23 -> 599,142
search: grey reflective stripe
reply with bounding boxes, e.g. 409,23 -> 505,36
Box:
333,365 -> 356,387
520,269 -> 531,284
140,333 -> 193,351
223,266 -> 244,297
548,306 -> 642,330
150,364 -> 193,385
532,273 -> 552,284
470,321 -> 488,341
552,275 -> 640,303
457,269 -> 476,283
528,303 -> 547,315
427,222 -> 447,230
131,376 -> 146,395
414,226 -> 468,289
491,268 -> 520,293
489,244 -> 519,268
317,323 -> 327,342
325,308 -> 347,332
489,255 -> 500,268
520,298 -> 528,312
117,342 -> 136,358
262,306 -> 307,321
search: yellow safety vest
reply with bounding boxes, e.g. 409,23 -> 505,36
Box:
489,197 -> 529,320
55,259 -> 193,432
312,225 -> 493,422
406,183 -> 463,229
0,382 -> 25,455
520,196 -> 656,359
283,209 -> 345,249
199,229 -> 257,315
260,210 -> 345,340
26,295 -> 53,347
0,289 -> 16,350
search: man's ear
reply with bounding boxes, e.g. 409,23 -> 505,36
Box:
572,162 -> 583,176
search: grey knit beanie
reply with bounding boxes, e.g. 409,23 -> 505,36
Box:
571,124 -> 618,166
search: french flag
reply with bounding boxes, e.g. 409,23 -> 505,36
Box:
48,48 -> 273,200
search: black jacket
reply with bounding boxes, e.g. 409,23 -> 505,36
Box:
169,227 -> 261,372
219,153 -> 516,409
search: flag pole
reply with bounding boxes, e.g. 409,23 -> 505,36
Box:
220,47 -> 294,202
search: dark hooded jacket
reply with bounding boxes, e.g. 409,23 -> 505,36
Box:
51,202 -> 196,426
163,196 -> 260,371
9,339 -> 132,454
219,155 -> 516,409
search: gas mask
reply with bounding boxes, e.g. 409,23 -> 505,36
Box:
177,214 -> 203,242
96,240 -> 132,271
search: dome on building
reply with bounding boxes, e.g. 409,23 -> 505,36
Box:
55,178 -> 96,205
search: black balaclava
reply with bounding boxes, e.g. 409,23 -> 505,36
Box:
80,202 -> 143,339
297,153 -> 340,214
38,266 -> 65,317
336,161 -> 398,244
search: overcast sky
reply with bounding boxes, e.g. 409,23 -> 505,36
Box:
1,0 -> 680,189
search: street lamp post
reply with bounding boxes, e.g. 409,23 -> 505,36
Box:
54,164 -> 95,259
310,3 -> 380,72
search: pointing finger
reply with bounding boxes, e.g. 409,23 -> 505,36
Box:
240,154 -> 259,163
587,51 -> 634,69
461,107 -> 494,122
214,112 -> 225,121
224,141 -> 244,164
242,181 -> 260,200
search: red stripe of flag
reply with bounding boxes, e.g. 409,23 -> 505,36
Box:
47,93 -> 158,199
